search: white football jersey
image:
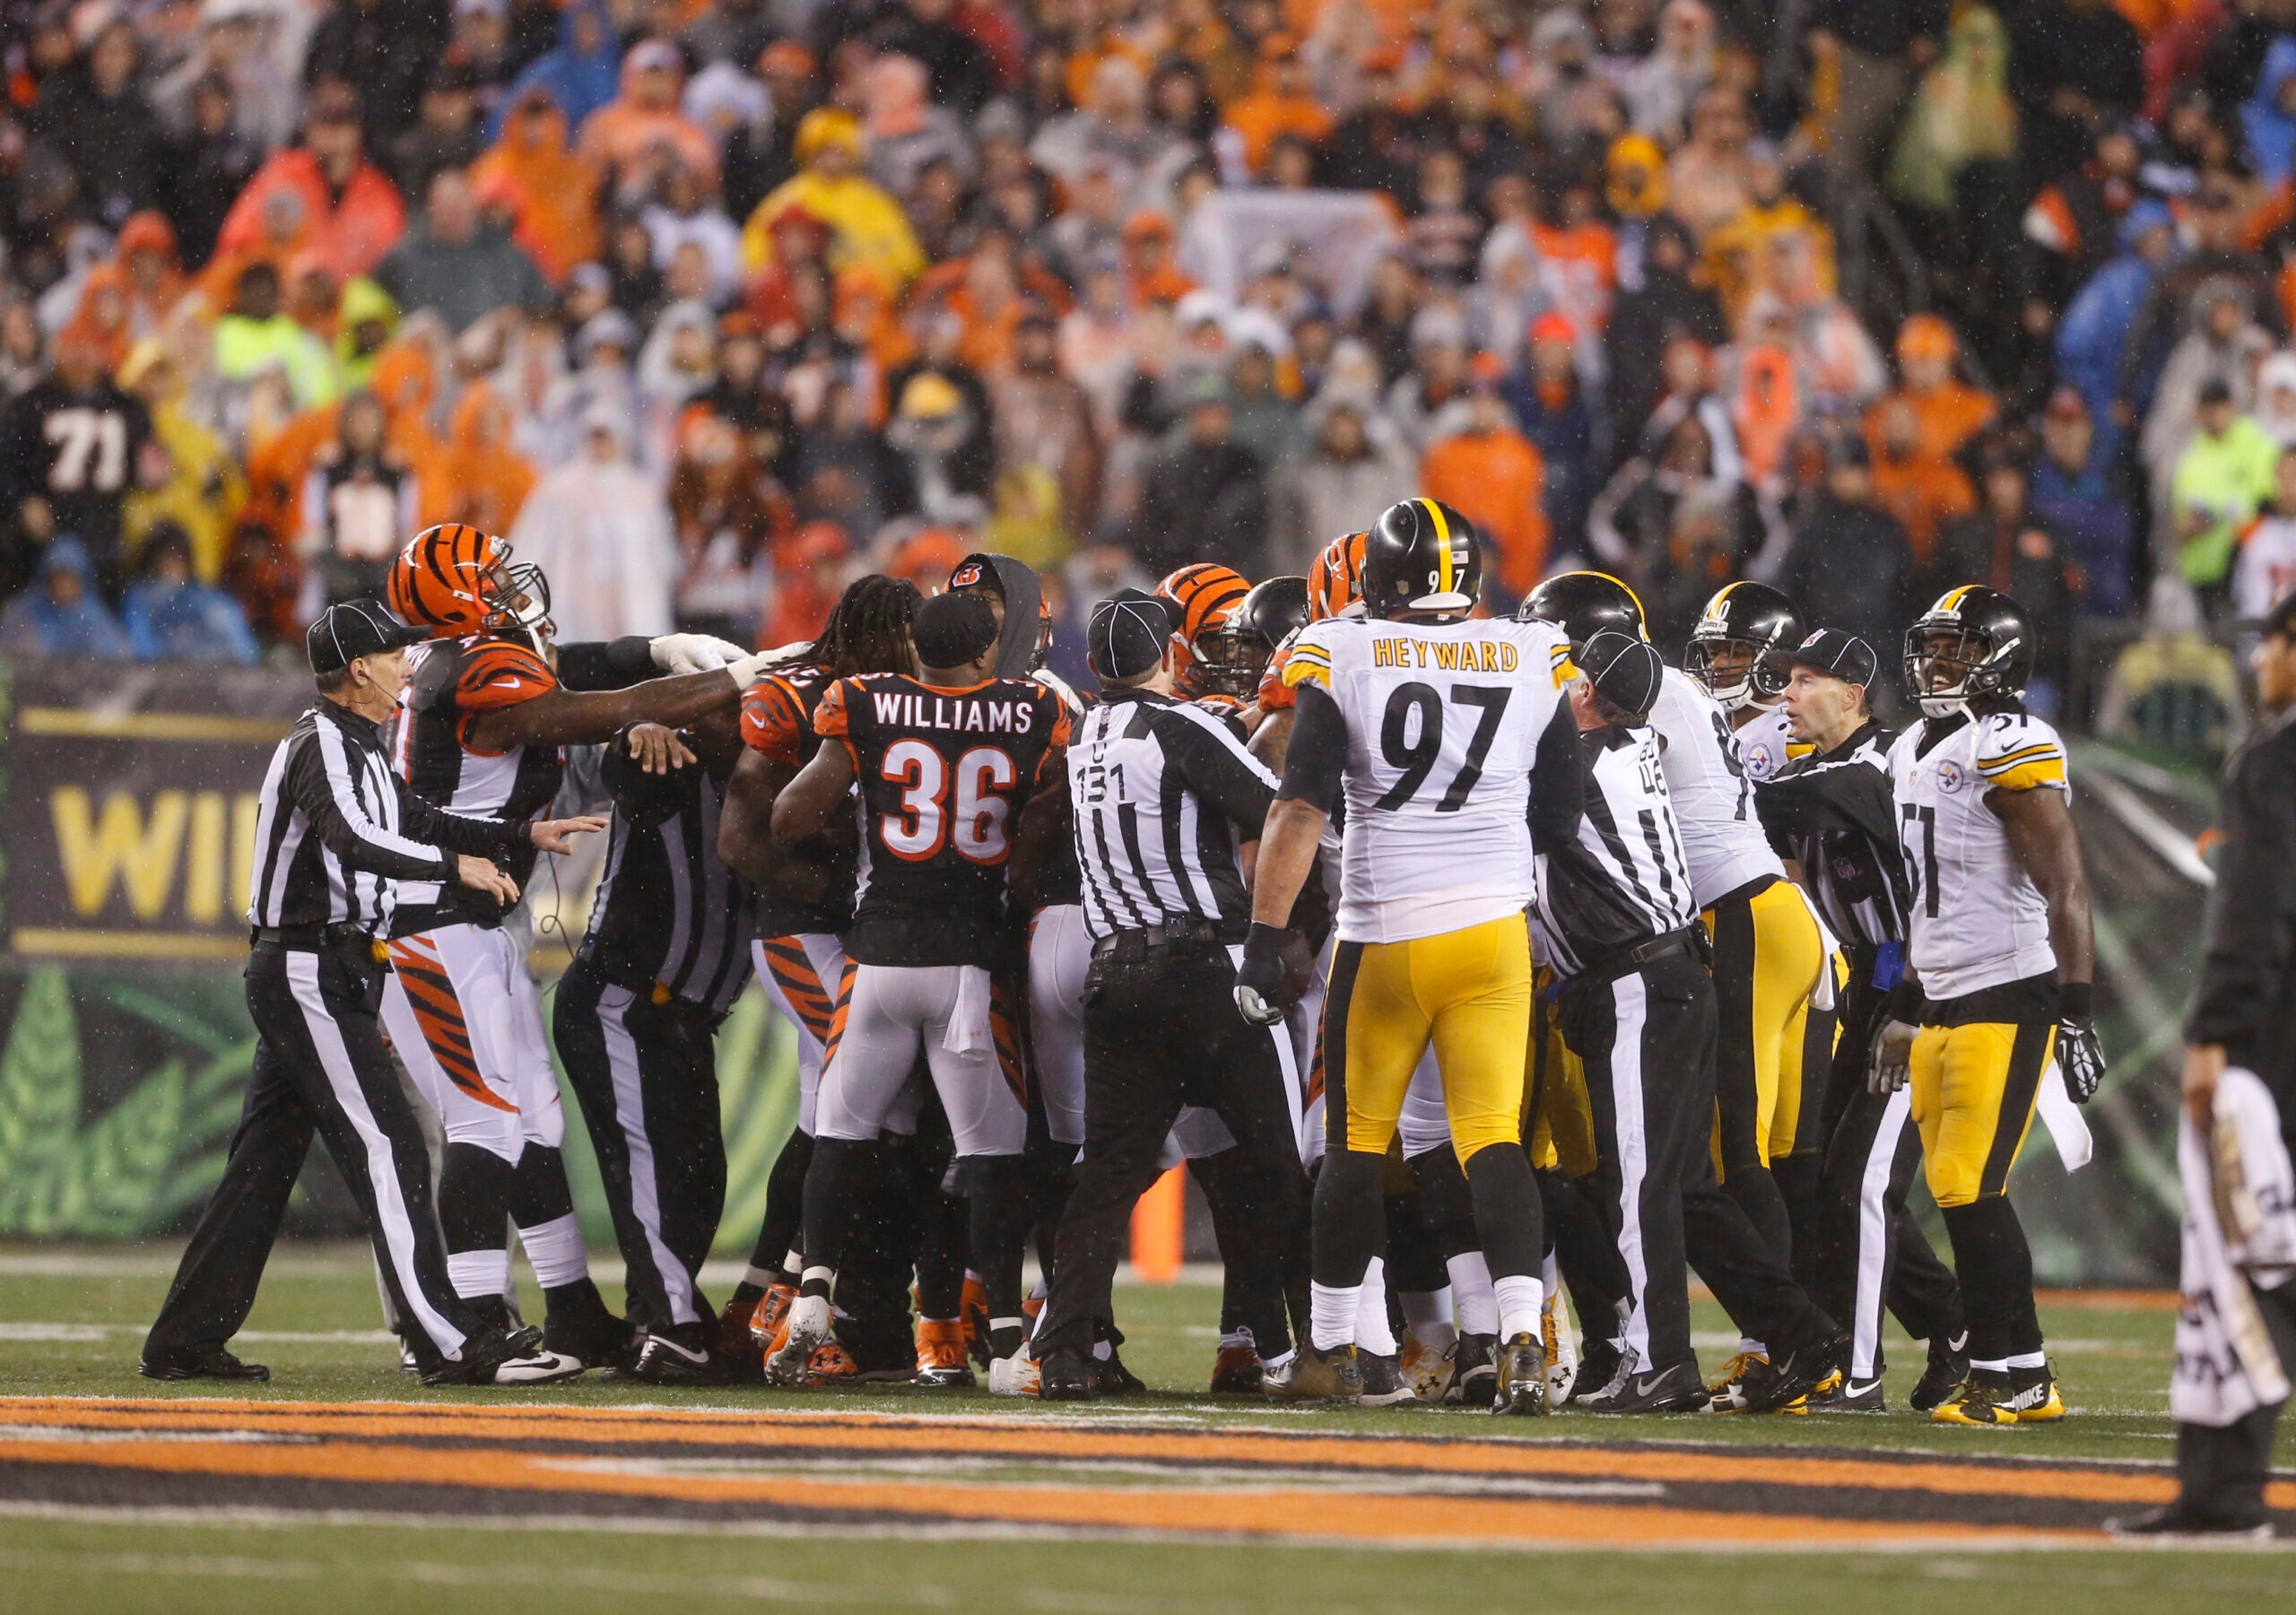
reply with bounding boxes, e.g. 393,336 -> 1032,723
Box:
1648,666 -> 1787,908
1732,703 -> 1802,784
1284,614 -> 1572,943
1887,710 -> 2069,1000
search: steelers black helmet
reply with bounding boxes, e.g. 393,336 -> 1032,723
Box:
1903,585 -> 2039,718
1199,575 -> 1310,698
600,725 -> 699,830
1515,570 -> 1648,647
1685,581 -> 1803,712
1362,498 -> 1482,619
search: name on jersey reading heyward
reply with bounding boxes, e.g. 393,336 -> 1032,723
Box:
1370,638 -> 1522,672
873,691 -> 1041,733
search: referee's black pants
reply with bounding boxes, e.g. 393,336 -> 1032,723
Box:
1034,941 -> 1309,1360
554,954 -> 726,1334
1813,968 -> 1963,1380
1563,950 -> 1828,1373
145,942 -> 482,1368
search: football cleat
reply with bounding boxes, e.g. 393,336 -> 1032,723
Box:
542,1301 -> 634,1376
1807,1375 -> 1886,1412
798,1340 -> 860,1386
2104,1504 -> 2274,1542
1723,1328 -> 1847,1414
1263,1343 -> 1363,1402
1448,1332 -> 1499,1407
1495,1332 -> 1548,1416
1210,1331 -> 1265,1395
745,1283 -> 796,1357
631,1322 -> 732,1386
764,1293 -> 834,1386
139,1345 -> 270,1383
422,1324 -> 581,1386
915,1318 -> 976,1388
1542,1291 -> 1578,1405
1094,1346 -> 1146,1397
1356,1351 -> 1420,1408
1400,1336 -> 1458,1403
1566,1337 -> 1623,1407
987,1351 -> 1040,1397
1704,1350 -> 1763,1395
718,1295 -> 766,1372
1911,1332 -> 1970,1412
1037,1346 -> 1093,1402
1578,1359 -> 1709,1414
1931,1366 -> 2063,1426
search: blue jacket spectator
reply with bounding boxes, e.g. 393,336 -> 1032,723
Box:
120,524 -> 259,664
2029,387 -> 2139,618
0,536 -> 133,659
2056,201 -> 2177,438
492,0 -> 622,142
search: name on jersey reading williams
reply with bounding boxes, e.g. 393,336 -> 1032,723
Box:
851,688 -> 1045,734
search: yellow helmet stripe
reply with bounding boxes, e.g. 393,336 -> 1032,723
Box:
1419,499 -> 1453,594
1938,585 -> 1975,612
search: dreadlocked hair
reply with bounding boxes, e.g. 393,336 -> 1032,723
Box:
809,574 -> 923,677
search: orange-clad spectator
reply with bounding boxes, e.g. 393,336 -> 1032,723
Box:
1864,314 -> 1996,465
1868,393 -> 1978,567
58,265 -> 135,373
1121,213 -> 1195,304
1222,36 -> 1333,178
196,184 -> 314,314
1665,86 -> 1760,241
742,109 -> 927,291
576,38 -> 720,200
472,88 -> 603,282
1421,355 -> 1552,603
370,342 -> 448,494
833,263 -> 912,378
1531,182 -> 1621,343
1730,338 -> 1801,489
213,84 -> 405,284
762,519 -> 850,647
114,213 -> 187,342
743,208 -> 834,343
886,525 -> 970,587
423,383 -> 535,536
909,228 -> 1074,375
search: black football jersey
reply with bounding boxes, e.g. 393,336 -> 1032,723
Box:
391,634 -> 566,933
739,660 -> 857,938
0,378 -> 154,555
815,673 -> 1071,966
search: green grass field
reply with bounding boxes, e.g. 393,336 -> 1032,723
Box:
1,1245 -> 2290,1615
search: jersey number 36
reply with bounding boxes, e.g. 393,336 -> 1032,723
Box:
881,740 -> 1017,864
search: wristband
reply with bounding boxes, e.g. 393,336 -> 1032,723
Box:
2058,981 -> 2092,1022
1242,921 -> 1289,963
604,635 -> 657,683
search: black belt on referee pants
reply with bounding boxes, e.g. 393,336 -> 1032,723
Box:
1089,917 -> 1228,965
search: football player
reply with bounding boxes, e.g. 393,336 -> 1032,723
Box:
382,524 -> 770,1368
1239,498 -> 1567,1414
766,591 -> 1072,1393
715,575 -> 923,1374
1876,586 -> 2104,1425
1157,563 -> 1253,709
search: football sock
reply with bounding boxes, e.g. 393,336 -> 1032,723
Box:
1463,1142 -> 1544,1280
1355,1257 -> 1397,1356
748,1128 -> 813,1285
447,1248 -> 511,1303
1399,1284 -> 1457,1351
1448,1252 -> 1499,1337
961,1154 -> 1031,1329
438,1142 -> 516,1300
799,1137 -> 869,1279
2006,1350 -> 2048,1372
1309,1282 -> 1361,1351
1941,1195 -> 2034,1366
517,1211 -> 588,1291
1309,1149 -> 1385,1287
1492,1272 -> 1544,1342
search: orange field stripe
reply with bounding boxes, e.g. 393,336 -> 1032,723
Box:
0,1399 -> 2235,1510
0,1436 -> 2097,1549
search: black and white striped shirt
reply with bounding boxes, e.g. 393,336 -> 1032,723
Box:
1754,721 -> 1910,949
1068,690 -> 1279,941
1528,704 -> 1700,977
584,763 -> 756,1015
248,701 -> 526,937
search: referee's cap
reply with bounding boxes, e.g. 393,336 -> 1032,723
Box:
308,599 -> 426,677
1088,588 -> 1175,682
1578,630 -> 1663,719
1768,627 -> 1878,689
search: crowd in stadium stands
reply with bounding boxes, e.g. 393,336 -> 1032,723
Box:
1,0 -> 2294,719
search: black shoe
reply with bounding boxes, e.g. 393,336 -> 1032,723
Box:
1495,1331 -> 1547,1416
1564,1337 -> 1622,1407
1039,1345 -> 1097,1402
422,1324 -> 582,1386
1733,1326 -> 1847,1414
139,1345 -> 269,1383
1263,1342 -> 1363,1402
631,1321 -> 732,1385
1093,1345 -> 1146,1397
1578,1359 -> 1709,1414
1911,1332 -> 1970,1412
1806,1374 -> 1885,1412
544,1300 -> 635,1374
1448,1332 -> 1498,1407
2104,1504 -> 2274,1542
1356,1350 -> 1419,1408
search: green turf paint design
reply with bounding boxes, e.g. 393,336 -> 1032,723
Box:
0,968 -> 253,1238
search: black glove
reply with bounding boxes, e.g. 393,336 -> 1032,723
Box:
1234,922 -> 1299,1026
2057,981 -> 2105,1104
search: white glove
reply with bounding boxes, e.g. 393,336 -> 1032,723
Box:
1234,983 -> 1287,1027
1869,1018 -> 1918,1094
650,632 -> 752,675
723,649 -> 782,690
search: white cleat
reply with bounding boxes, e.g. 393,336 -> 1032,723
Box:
765,1294 -> 832,1385
987,1352 -> 1041,1397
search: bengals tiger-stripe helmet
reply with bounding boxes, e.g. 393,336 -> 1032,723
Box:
1155,562 -> 1249,692
387,523 -> 552,639
1199,575 -> 1309,698
1309,531 -> 1369,620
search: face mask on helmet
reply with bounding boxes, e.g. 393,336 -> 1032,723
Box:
1904,627 -> 2006,718
1685,634 -> 1788,712
483,551 -> 555,647
1195,620 -> 1273,698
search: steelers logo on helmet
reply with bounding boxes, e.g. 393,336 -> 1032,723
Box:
1903,584 -> 2038,720
1684,580 -> 1803,713
1515,569 -> 1648,647
1363,498 -> 1480,619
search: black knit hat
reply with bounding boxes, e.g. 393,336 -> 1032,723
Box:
911,591 -> 1001,669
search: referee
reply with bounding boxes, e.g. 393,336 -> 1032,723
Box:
141,602 -> 603,1386
1754,630 -> 1967,1411
1030,589 -> 1311,1399
1533,632 -> 1843,1414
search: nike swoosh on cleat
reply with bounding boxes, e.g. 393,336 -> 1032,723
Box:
1634,1374 -> 1667,1397
653,1338 -> 709,1364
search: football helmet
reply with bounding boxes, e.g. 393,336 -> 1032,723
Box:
387,523 -> 552,642
1309,530 -> 1370,620
1155,562 -> 1250,691
1199,575 -> 1310,698
1903,585 -> 2038,719
1515,569 -> 1648,647
1362,498 -> 1481,619
1685,581 -> 1803,712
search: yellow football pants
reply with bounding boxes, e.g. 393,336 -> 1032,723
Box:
1703,877 -> 1824,1175
1526,969 -> 1598,1177
1326,914 -> 1530,1164
1909,1018 -> 2056,1207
